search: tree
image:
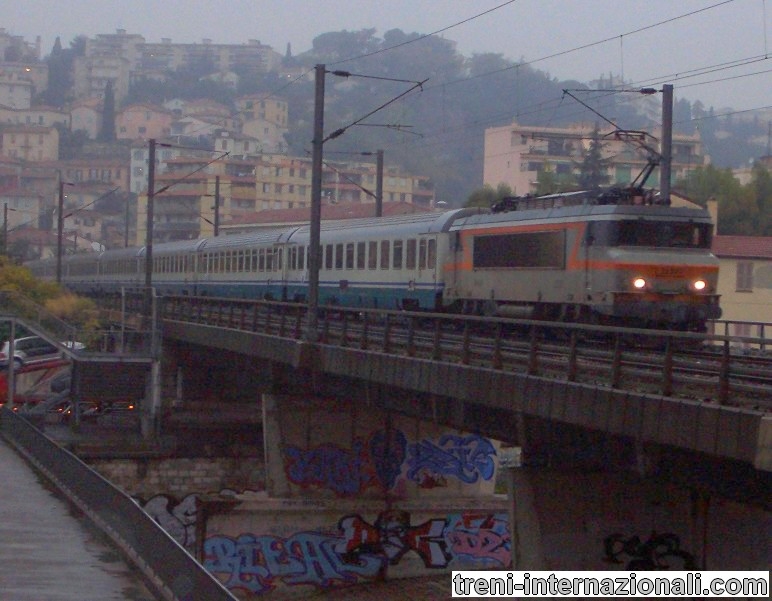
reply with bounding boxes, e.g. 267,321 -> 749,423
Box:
576,125 -> 611,190
749,164 -> 772,235
54,124 -> 89,160
535,162 -> 577,195
98,81 -> 116,142
465,183 -> 512,208
676,164 -> 762,235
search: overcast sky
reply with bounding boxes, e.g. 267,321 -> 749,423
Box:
9,0 -> 772,112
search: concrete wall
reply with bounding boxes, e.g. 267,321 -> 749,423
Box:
89,456 -> 264,499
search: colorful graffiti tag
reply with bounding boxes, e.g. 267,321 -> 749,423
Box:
283,429 -> 496,496
603,532 -> 697,570
407,434 -> 496,486
137,493 -> 198,553
204,511 -> 510,594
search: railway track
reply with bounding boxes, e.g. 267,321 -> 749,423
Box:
159,295 -> 772,412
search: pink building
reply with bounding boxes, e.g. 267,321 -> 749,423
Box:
70,97 -> 103,139
115,103 -> 173,141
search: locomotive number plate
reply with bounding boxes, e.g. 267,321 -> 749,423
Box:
654,266 -> 685,278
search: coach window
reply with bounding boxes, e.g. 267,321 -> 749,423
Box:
325,245 -> 333,270
406,239 -> 417,270
380,240 -> 390,269
335,243 -> 344,269
393,240 -> 403,269
419,239 -> 427,269
266,248 -> 274,271
225,252 -> 232,272
357,242 -> 366,269
368,241 -> 377,269
346,243 -> 355,269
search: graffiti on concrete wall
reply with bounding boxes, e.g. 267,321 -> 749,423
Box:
203,511 -> 509,595
137,493 -> 199,553
283,439 -> 378,496
407,434 -> 496,487
603,532 -> 697,570
283,428 -> 496,496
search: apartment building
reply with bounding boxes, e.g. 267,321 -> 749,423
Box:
0,190 -> 44,231
138,37 -> 281,77
0,104 -> 69,129
115,103 -> 173,141
72,54 -> 131,103
71,30 -> 281,105
712,236 -> 772,331
131,148 -> 436,244
0,125 -> 59,161
236,95 -> 289,153
69,97 -> 103,139
484,121 -> 707,195
0,71 -> 34,109
59,158 -> 130,191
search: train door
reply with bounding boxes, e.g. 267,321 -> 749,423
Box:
583,221 -> 594,299
275,243 -> 288,300
418,234 -> 440,309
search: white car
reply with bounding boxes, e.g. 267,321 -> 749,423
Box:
0,336 -> 59,367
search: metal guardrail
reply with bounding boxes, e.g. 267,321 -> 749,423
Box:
161,295 -> 772,409
0,407 -> 237,601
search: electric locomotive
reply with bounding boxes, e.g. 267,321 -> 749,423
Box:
444,187 -> 720,331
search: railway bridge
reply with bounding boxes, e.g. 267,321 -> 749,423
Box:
2,291 -> 770,598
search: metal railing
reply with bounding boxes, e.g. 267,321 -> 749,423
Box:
0,290 -> 154,356
161,294 -> 772,410
0,407 -> 237,601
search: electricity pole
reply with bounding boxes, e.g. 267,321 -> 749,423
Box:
660,84 -> 673,204
214,175 -> 220,236
144,138 -> 156,311
2,203 -> 7,255
56,174 -> 74,284
375,149 -> 383,217
307,64 -> 325,340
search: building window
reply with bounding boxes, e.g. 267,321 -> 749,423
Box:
736,261 -> 754,291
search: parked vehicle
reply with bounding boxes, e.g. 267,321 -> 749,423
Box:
0,336 -> 58,367
0,337 -> 85,368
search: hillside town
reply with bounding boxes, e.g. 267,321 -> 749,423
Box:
0,27 -> 770,330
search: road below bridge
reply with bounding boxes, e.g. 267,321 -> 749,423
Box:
0,437 -> 158,601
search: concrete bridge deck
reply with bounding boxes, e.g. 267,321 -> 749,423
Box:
0,437 -> 157,601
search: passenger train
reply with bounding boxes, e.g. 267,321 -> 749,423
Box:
28,185 -> 721,331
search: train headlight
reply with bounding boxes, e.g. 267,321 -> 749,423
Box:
632,277 -> 647,290
692,279 -> 707,291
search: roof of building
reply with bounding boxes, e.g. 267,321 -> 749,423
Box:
712,235 -> 772,259
8,228 -> 58,245
224,201 -> 435,227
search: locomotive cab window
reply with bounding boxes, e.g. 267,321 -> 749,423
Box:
473,231 -> 565,269
592,220 -> 712,249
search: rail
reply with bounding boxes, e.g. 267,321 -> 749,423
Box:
159,295 -> 772,411
0,407 -> 238,601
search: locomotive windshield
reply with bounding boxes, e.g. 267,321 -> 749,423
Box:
590,220 -> 712,249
